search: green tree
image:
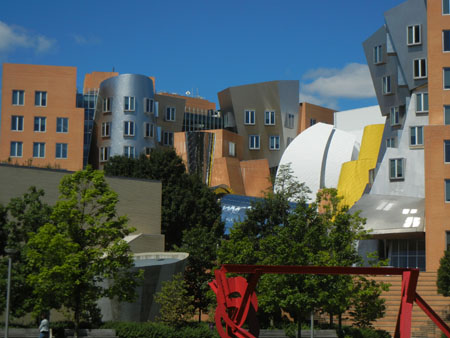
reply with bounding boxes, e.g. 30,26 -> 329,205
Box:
0,187 -> 52,318
437,249 -> 450,297
26,168 -> 140,334
154,273 -> 195,326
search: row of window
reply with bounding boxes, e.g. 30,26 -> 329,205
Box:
11,116 -> 69,133
12,90 -> 47,106
10,142 -> 68,159
103,97 -> 178,119
248,135 -> 281,150
385,127 -> 424,148
101,121 -> 157,138
244,111 -> 296,129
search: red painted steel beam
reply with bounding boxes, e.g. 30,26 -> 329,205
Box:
415,293 -> 450,337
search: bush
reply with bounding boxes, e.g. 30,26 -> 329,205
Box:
339,326 -> 391,338
102,321 -> 219,338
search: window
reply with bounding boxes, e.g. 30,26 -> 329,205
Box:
265,111 -> 275,125
35,91 -> 47,107
165,107 -> 176,121
286,113 -> 295,129
123,146 -> 135,158
10,142 -> 22,157
310,118 -> 317,126
413,59 -> 427,79
56,117 -> 68,133
144,98 -> 153,113
229,141 -> 236,157
102,122 -> 111,137
386,137 -> 396,148
145,147 -> 152,156
34,117 -> 46,132
100,147 -> 110,162
144,122 -> 154,138
445,140 -> 450,163
12,90 -> 24,106
382,76 -> 392,94
103,97 -> 112,112
374,45 -> 383,64
245,110 -> 255,125
123,121 -> 135,136
390,158 -> 404,180
407,25 -> 421,45
55,143 -> 68,159
33,142 -> 45,158
446,179 -> 450,202
444,31 -> 450,52
124,96 -> 135,111
446,106 -> 450,125
410,126 -> 424,146
388,239 -> 425,271
444,68 -> 450,89
447,231 -> 450,251
269,135 -> 280,150
444,0 -> 450,14
416,93 -> 429,113
390,107 -> 400,126
11,116 -> 23,131
163,131 -> 174,146
249,135 -> 260,150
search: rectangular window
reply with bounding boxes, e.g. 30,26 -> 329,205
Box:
390,107 -> 400,126
144,98 -> 154,113
245,110 -> 255,125
12,90 -> 24,106
56,117 -> 68,133
444,31 -> 450,52
444,0 -> 450,14
103,97 -> 112,112
100,147 -> 110,162
407,25 -> 421,45
11,115 -> 24,131
229,141 -> 236,157
310,118 -> 317,126
445,140 -> 450,163
410,126 -> 424,146
413,59 -> 427,79
416,93 -> 429,113
34,117 -> 46,132
102,122 -> 111,137
374,45 -> 383,64
123,121 -> 135,136
444,68 -> 450,89
285,113 -> 295,129
144,122 -> 154,138
35,91 -> 47,107
446,106 -> 450,125
123,146 -> 135,158
265,111 -> 275,125
249,135 -> 260,150
55,143 -> 68,159
33,142 -> 45,158
383,76 -> 392,94
163,131 -> 174,146
386,137 -> 396,148
124,96 -> 135,111
446,179 -> 450,202
269,135 -> 280,150
10,141 -> 22,157
165,107 -> 176,121
390,158 -> 404,180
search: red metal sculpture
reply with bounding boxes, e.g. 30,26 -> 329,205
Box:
209,265 -> 450,338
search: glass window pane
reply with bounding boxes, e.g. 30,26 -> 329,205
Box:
444,68 -> 450,88
445,141 -> 450,162
408,26 -> 413,44
446,180 -> 450,202
424,93 -> 429,111
410,127 -> 416,145
397,159 -> 403,177
444,31 -> 450,51
444,0 -> 450,14
417,95 -> 422,111
418,127 -> 423,144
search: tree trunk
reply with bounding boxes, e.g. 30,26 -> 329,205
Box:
297,312 -> 302,338
338,313 -> 342,334
198,308 -> 202,323
329,313 -> 333,326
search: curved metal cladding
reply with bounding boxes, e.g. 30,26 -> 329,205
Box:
95,74 -> 155,166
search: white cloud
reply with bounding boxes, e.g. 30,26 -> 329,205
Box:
0,21 -> 55,54
72,34 -> 100,45
299,92 -> 339,110
301,63 -> 376,101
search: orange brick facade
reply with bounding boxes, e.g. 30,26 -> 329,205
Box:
0,64 -> 84,171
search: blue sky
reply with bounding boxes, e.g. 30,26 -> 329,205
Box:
0,0 -> 405,111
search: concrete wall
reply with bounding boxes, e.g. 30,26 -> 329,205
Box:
0,165 -> 163,248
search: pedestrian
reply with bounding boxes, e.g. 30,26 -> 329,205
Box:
39,314 -> 49,338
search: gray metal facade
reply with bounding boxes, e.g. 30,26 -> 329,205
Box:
217,80 -> 299,168
94,74 -> 156,168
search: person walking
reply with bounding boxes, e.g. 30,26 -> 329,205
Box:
39,314 -> 49,338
